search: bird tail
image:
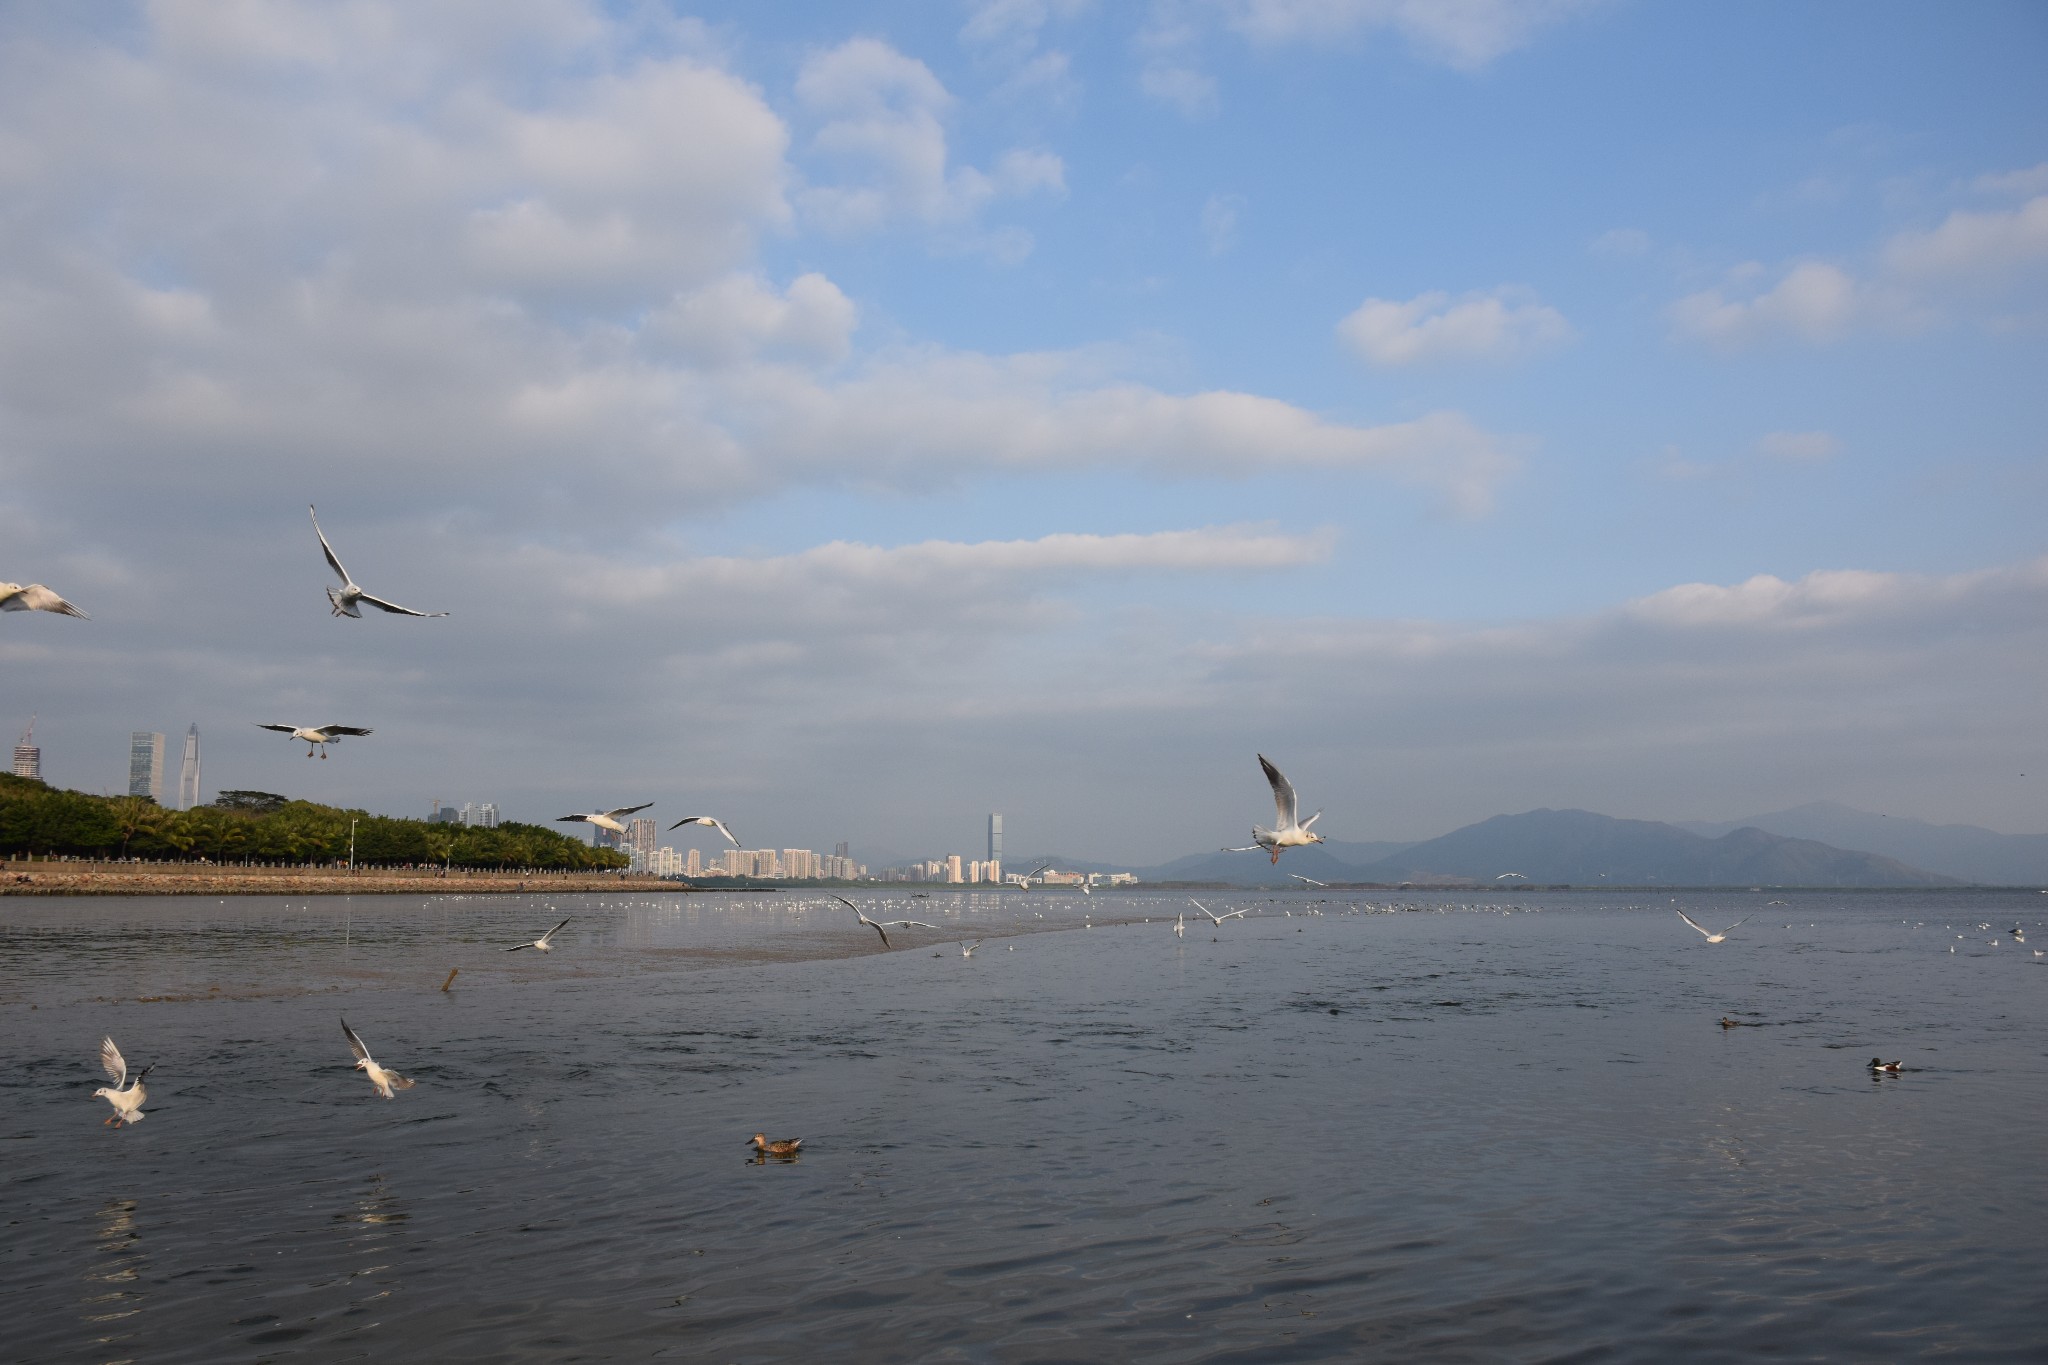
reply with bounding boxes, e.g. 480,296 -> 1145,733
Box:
326,587 -> 358,618
390,1074 -> 415,1091
122,1109 -> 146,1123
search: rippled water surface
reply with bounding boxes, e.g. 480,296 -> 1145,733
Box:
4,888 -> 2045,1362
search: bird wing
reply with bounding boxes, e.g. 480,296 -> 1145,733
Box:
13,584 -> 90,617
505,943 -> 532,951
1721,916 -> 1752,935
539,917 -> 572,944
1220,843 -> 1264,853
1289,874 -> 1325,886
829,894 -> 860,913
355,591 -> 447,618
869,921 -> 890,947
99,1036 -> 127,1087
556,814 -> 595,824
1258,754 -> 1299,829
256,723 -> 299,734
341,1017 -> 370,1063
668,816 -> 740,847
1675,910 -> 1712,938
602,803 -> 654,821
880,920 -> 940,930
1189,898 -> 1220,924
321,726 -> 373,737
1219,908 -> 1250,921
310,505 -> 353,587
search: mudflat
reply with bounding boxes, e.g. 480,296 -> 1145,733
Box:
0,860 -> 688,896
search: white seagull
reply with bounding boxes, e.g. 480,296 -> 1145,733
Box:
1221,754 -> 1325,864
1190,898 -> 1250,926
1675,909 -> 1751,944
668,815 -> 741,848
961,940 -> 983,958
556,802 -> 653,835
506,917 -> 571,953
1,582 -> 89,618
342,1018 -> 414,1099
830,894 -> 937,949
310,505 -> 448,618
1495,872 -> 1528,881
1174,913 -> 1186,938
256,722 -> 373,758
93,1036 -> 152,1126
1011,863 -> 1053,889
1289,873 -> 1328,888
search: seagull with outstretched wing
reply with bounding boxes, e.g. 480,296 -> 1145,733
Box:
556,802 -> 653,835
1675,909 -> 1751,944
1190,898 -> 1250,926
668,815 -> 741,847
342,1018 -> 414,1099
93,1036 -> 153,1126
310,505 -> 447,618
1,582 -> 89,618
1222,755 -> 1326,864
1289,873 -> 1327,888
507,917 -> 572,953
830,895 -> 937,949
256,722 -> 372,758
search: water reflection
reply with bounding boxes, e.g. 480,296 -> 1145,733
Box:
82,1196 -> 145,1363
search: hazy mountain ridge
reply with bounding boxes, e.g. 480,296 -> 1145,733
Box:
1675,801 -> 2048,885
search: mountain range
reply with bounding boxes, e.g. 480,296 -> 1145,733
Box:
1013,804 -> 2043,887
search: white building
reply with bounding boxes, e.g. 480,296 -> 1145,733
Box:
128,731 -> 164,802
176,724 -> 201,810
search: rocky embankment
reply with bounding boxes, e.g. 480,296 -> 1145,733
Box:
0,862 -> 691,897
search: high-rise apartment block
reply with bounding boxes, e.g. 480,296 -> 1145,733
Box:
128,731 -> 165,802
626,818 -> 658,859
176,724 -> 202,810
459,802 -> 500,829
13,718 -> 38,780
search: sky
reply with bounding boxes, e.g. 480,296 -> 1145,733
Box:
2,0 -> 2044,865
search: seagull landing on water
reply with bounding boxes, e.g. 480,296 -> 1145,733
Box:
1221,755 -> 1325,864
507,917 -> 571,953
1,582 -> 89,618
310,505 -> 447,618
1289,873 -> 1328,888
93,1036 -> 152,1126
829,895 -> 936,949
961,940 -> 983,958
668,815 -> 741,848
1190,898 -> 1250,926
256,722 -> 372,758
1676,909 -> 1751,945
342,1018 -> 414,1099
556,802 -> 653,835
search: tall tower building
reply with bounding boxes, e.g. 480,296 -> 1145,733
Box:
176,724 -> 202,810
128,731 -> 165,802
987,813 -> 1002,880
13,717 -> 39,780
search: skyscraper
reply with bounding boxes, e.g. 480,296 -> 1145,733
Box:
13,717 -> 38,780
176,724 -> 201,810
987,813 -> 1002,864
128,731 -> 165,802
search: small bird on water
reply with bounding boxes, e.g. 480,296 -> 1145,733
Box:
749,1133 -> 802,1157
1869,1058 -> 1902,1074
93,1036 -> 152,1125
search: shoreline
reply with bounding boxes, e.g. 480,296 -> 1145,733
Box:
0,862 -> 701,898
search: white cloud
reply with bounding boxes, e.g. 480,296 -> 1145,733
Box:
1220,0 -> 1601,69
795,38 -> 1064,239
1200,193 -> 1244,255
642,273 -> 858,367
1668,261 -> 1871,346
1589,227 -> 1650,258
1882,194 -> 2048,279
1337,286 -> 1573,366
1139,62 -> 1218,116
1755,430 -> 1841,461
1972,162 -> 2048,198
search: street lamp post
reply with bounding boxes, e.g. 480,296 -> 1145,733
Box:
349,819 -> 358,873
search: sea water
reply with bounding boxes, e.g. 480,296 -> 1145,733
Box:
3,888 -> 2044,1361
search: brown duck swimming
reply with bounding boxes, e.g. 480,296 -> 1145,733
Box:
749,1133 -> 803,1156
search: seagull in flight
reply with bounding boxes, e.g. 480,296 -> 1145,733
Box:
310,505 -> 447,618
961,940 -> 983,958
342,1018 -> 414,1099
1,582 -> 89,618
1289,873 -> 1328,888
1495,872 -> 1527,881
93,1036 -> 152,1126
668,815 -> 741,847
1675,909 -> 1751,944
1221,754 -> 1325,864
1190,898 -> 1250,926
256,722 -> 372,758
1011,863 -> 1053,889
556,802 -> 653,835
830,894 -> 936,949
506,917 -> 571,953
1174,913 -> 1186,938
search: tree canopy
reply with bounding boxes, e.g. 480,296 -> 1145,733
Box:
0,773 -> 626,870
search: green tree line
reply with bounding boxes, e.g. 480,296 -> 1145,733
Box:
0,773 -> 627,870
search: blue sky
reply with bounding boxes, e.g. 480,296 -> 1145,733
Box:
2,1 -> 2044,862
